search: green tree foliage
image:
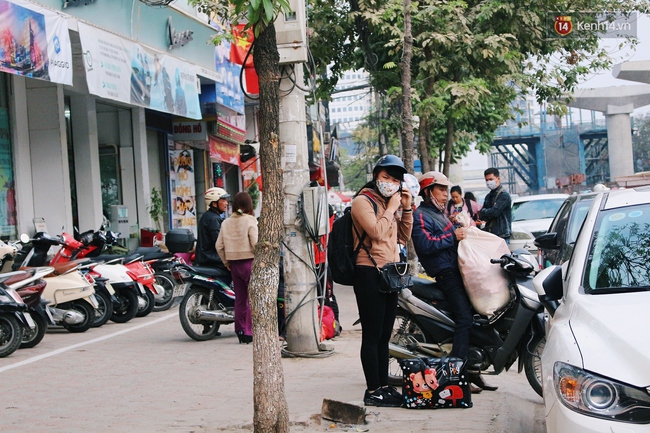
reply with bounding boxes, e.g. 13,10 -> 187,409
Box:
633,113 -> 650,172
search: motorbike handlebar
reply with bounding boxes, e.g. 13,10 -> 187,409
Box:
490,258 -> 507,264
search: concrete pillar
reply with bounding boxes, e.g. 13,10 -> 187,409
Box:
25,80 -> 72,234
69,94 -> 103,232
605,105 -> 635,180
568,85 -> 650,182
10,76 -> 36,236
281,66 -> 319,354
132,107 -> 152,230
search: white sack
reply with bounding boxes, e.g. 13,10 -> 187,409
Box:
457,227 -> 511,316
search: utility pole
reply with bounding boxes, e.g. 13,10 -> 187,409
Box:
280,65 -> 319,354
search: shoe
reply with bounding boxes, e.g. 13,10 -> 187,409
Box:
364,388 -> 403,407
469,373 -> 498,391
381,386 -> 403,400
470,384 -> 483,394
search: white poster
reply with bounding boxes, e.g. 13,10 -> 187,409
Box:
0,0 -> 73,85
78,22 -> 201,119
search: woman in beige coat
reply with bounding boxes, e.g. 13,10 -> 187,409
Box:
216,192 -> 258,343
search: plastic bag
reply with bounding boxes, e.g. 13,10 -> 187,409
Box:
457,227 -> 511,316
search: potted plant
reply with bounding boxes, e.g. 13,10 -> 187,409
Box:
147,187 -> 164,233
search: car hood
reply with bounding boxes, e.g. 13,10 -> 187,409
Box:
511,218 -> 552,234
570,292 -> 650,386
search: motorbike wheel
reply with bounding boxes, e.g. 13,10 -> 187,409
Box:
20,312 -> 47,349
110,288 -> 139,323
135,289 -> 156,317
0,314 -> 25,357
91,289 -> 112,328
179,286 -> 221,341
152,274 -> 175,312
523,334 -> 545,397
388,310 -> 428,386
62,300 -> 94,333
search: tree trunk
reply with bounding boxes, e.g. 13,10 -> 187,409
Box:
376,91 -> 388,156
417,116 -> 430,172
442,117 -> 454,176
251,22 -> 290,433
400,0 -> 414,171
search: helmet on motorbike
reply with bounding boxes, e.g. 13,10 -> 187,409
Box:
418,171 -> 454,197
373,155 -> 407,181
204,187 -> 230,208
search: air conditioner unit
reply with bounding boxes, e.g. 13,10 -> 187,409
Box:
275,0 -> 308,64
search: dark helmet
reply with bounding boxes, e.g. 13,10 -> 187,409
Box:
373,155 -> 407,181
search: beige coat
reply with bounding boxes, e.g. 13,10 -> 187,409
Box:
216,213 -> 258,267
351,187 -> 413,268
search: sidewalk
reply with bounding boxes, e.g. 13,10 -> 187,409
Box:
203,284 -> 545,432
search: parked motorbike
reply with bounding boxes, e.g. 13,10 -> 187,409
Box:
10,234 -> 99,333
0,272 -> 35,357
171,263 -> 235,341
7,267 -> 55,348
388,251 -> 545,397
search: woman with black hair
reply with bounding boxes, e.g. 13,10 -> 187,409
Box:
351,155 -> 413,407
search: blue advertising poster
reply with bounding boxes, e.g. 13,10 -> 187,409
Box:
214,40 -> 244,114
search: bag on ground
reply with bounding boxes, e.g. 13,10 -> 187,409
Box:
400,357 -> 472,409
457,227 -> 511,316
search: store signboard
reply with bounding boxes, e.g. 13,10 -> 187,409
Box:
78,22 -> 201,119
209,135 -> 240,166
169,149 -> 197,234
172,121 -> 207,141
0,0 -> 73,85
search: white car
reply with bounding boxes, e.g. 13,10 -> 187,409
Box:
534,187 -> 650,433
510,194 -> 568,253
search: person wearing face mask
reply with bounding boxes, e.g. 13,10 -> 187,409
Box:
479,167 -> 512,243
412,171 -> 497,394
351,155 -> 413,407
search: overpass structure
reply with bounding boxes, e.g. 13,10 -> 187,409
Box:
491,71 -> 650,193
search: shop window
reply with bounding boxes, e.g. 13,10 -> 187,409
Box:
99,144 -> 122,217
0,74 -> 16,239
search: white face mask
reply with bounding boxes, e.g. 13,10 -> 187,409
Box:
486,180 -> 498,190
376,180 -> 401,198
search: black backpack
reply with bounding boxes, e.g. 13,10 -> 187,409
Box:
328,194 -> 377,286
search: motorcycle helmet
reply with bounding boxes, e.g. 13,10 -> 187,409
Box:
372,155 -> 407,181
418,171 -> 454,197
204,187 -> 230,208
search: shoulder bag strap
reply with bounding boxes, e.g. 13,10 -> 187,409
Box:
353,193 -> 380,269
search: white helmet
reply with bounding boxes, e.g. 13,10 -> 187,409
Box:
593,183 -> 609,192
204,187 -> 230,208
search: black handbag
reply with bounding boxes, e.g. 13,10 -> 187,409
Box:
378,262 -> 413,293
400,357 -> 473,409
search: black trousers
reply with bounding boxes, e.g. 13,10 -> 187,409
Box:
353,266 -> 398,391
435,268 -> 472,359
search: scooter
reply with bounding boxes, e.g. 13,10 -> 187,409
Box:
7,267 -> 55,348
8,235 -> 99,333
0,272 -> 35,357
171,262 -> 235,341
388,251 -> 546,397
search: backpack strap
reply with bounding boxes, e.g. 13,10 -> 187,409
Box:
353,193 -> 380,268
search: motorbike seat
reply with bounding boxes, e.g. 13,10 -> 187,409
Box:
87,254 -> 124,263
410,276 -> 447,302
141,251 -> 174,261
2,270 -> 34,285
189,265 -> 230,280
51,261 -> 80,275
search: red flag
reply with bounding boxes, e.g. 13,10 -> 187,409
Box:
231,24 -> 254,66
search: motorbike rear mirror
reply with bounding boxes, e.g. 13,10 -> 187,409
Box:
19,233 -> 30,244
534,232 -> 559,250
533,265 -> 563,317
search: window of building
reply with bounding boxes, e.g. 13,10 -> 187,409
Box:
0,74 -> 16,239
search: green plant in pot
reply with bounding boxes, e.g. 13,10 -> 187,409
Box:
147,187 -> 164,232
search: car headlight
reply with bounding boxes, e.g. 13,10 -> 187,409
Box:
554,362 -> 650,423
511,231 -> 533,240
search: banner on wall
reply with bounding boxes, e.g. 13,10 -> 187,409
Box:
214,27 -> 244,114
169,150 -> 197,234
209,136 -> 240,166
78,22 -> 201,119
0,0 -> 73,85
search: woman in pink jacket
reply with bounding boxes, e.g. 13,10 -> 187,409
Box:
445,185 -> 483,228
216,192 -> 258,344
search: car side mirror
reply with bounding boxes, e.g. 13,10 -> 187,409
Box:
534,232 -> 559,250
533,265 -> 563,317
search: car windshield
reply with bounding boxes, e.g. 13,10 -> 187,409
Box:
512,198 -> 566,222
584,203 -> 650,294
